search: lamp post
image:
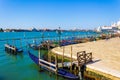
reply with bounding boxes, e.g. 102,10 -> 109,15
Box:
57,27 -> 61,47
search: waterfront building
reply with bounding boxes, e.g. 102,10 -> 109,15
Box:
96,19 -> 120,32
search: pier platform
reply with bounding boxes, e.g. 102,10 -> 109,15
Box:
51,37 -> 120,80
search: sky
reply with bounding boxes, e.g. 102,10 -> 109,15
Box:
0,0 -> 120,30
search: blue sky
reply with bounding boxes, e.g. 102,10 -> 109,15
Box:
0,0 -> 120,29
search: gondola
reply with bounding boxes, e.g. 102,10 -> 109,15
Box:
28,43 -> 56,50
28,51 -> 79,80
28,43 -> 41,50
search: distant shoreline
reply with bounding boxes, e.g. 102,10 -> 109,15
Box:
0,28 -> 95,32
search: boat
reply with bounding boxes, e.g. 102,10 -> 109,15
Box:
5,44 -> 23,54
28,51 -> 79,80
28,41 -> 57,50
28,39 -> 43,50
60,40 -> 77,46
28,43 -> 41,50
28,43 -> 50,50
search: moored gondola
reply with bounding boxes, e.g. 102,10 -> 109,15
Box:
28,51 -> 79,80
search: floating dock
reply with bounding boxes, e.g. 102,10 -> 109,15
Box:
5,44 -> 23,54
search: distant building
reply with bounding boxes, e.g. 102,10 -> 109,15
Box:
101,26 -> 113,32
4,29 -> 11,32
96,19 -> 120,32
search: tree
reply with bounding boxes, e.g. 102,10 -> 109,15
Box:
0,28 -> 4,32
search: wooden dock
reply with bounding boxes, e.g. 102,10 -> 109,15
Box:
5,44 -> 23,54
51,37 -> 120,80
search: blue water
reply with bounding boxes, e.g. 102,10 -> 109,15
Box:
0,31 -> 99,80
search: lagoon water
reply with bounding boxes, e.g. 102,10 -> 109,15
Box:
0,31 -> 98,80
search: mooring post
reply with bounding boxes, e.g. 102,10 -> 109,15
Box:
12,39 -> 15,54
38,47 -> 41,71
55,54 -> 58,74
48,51 -> 52,76
48,52 -> 51,63
47,40 -> 50,58
70,46 -> 73,72
47,40 -> 51,72
62,46 -> 65,68
14,47 -> 16,55
84,51 -> 86,64
77,51 -> 84,80
90,52 -> 92,61
8,45 -> 10,53
55,56 -> 58,80
78,66 -> 82,80
9,46 -> 11,53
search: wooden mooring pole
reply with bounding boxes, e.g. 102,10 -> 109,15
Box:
55,54 -> 58,80
55,54 -> 58,74
38,47 -> 41,71
70,46 -> 73,72
13,47 -> 16,55
62,46 -> 65,68
77,51 -> 93,80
